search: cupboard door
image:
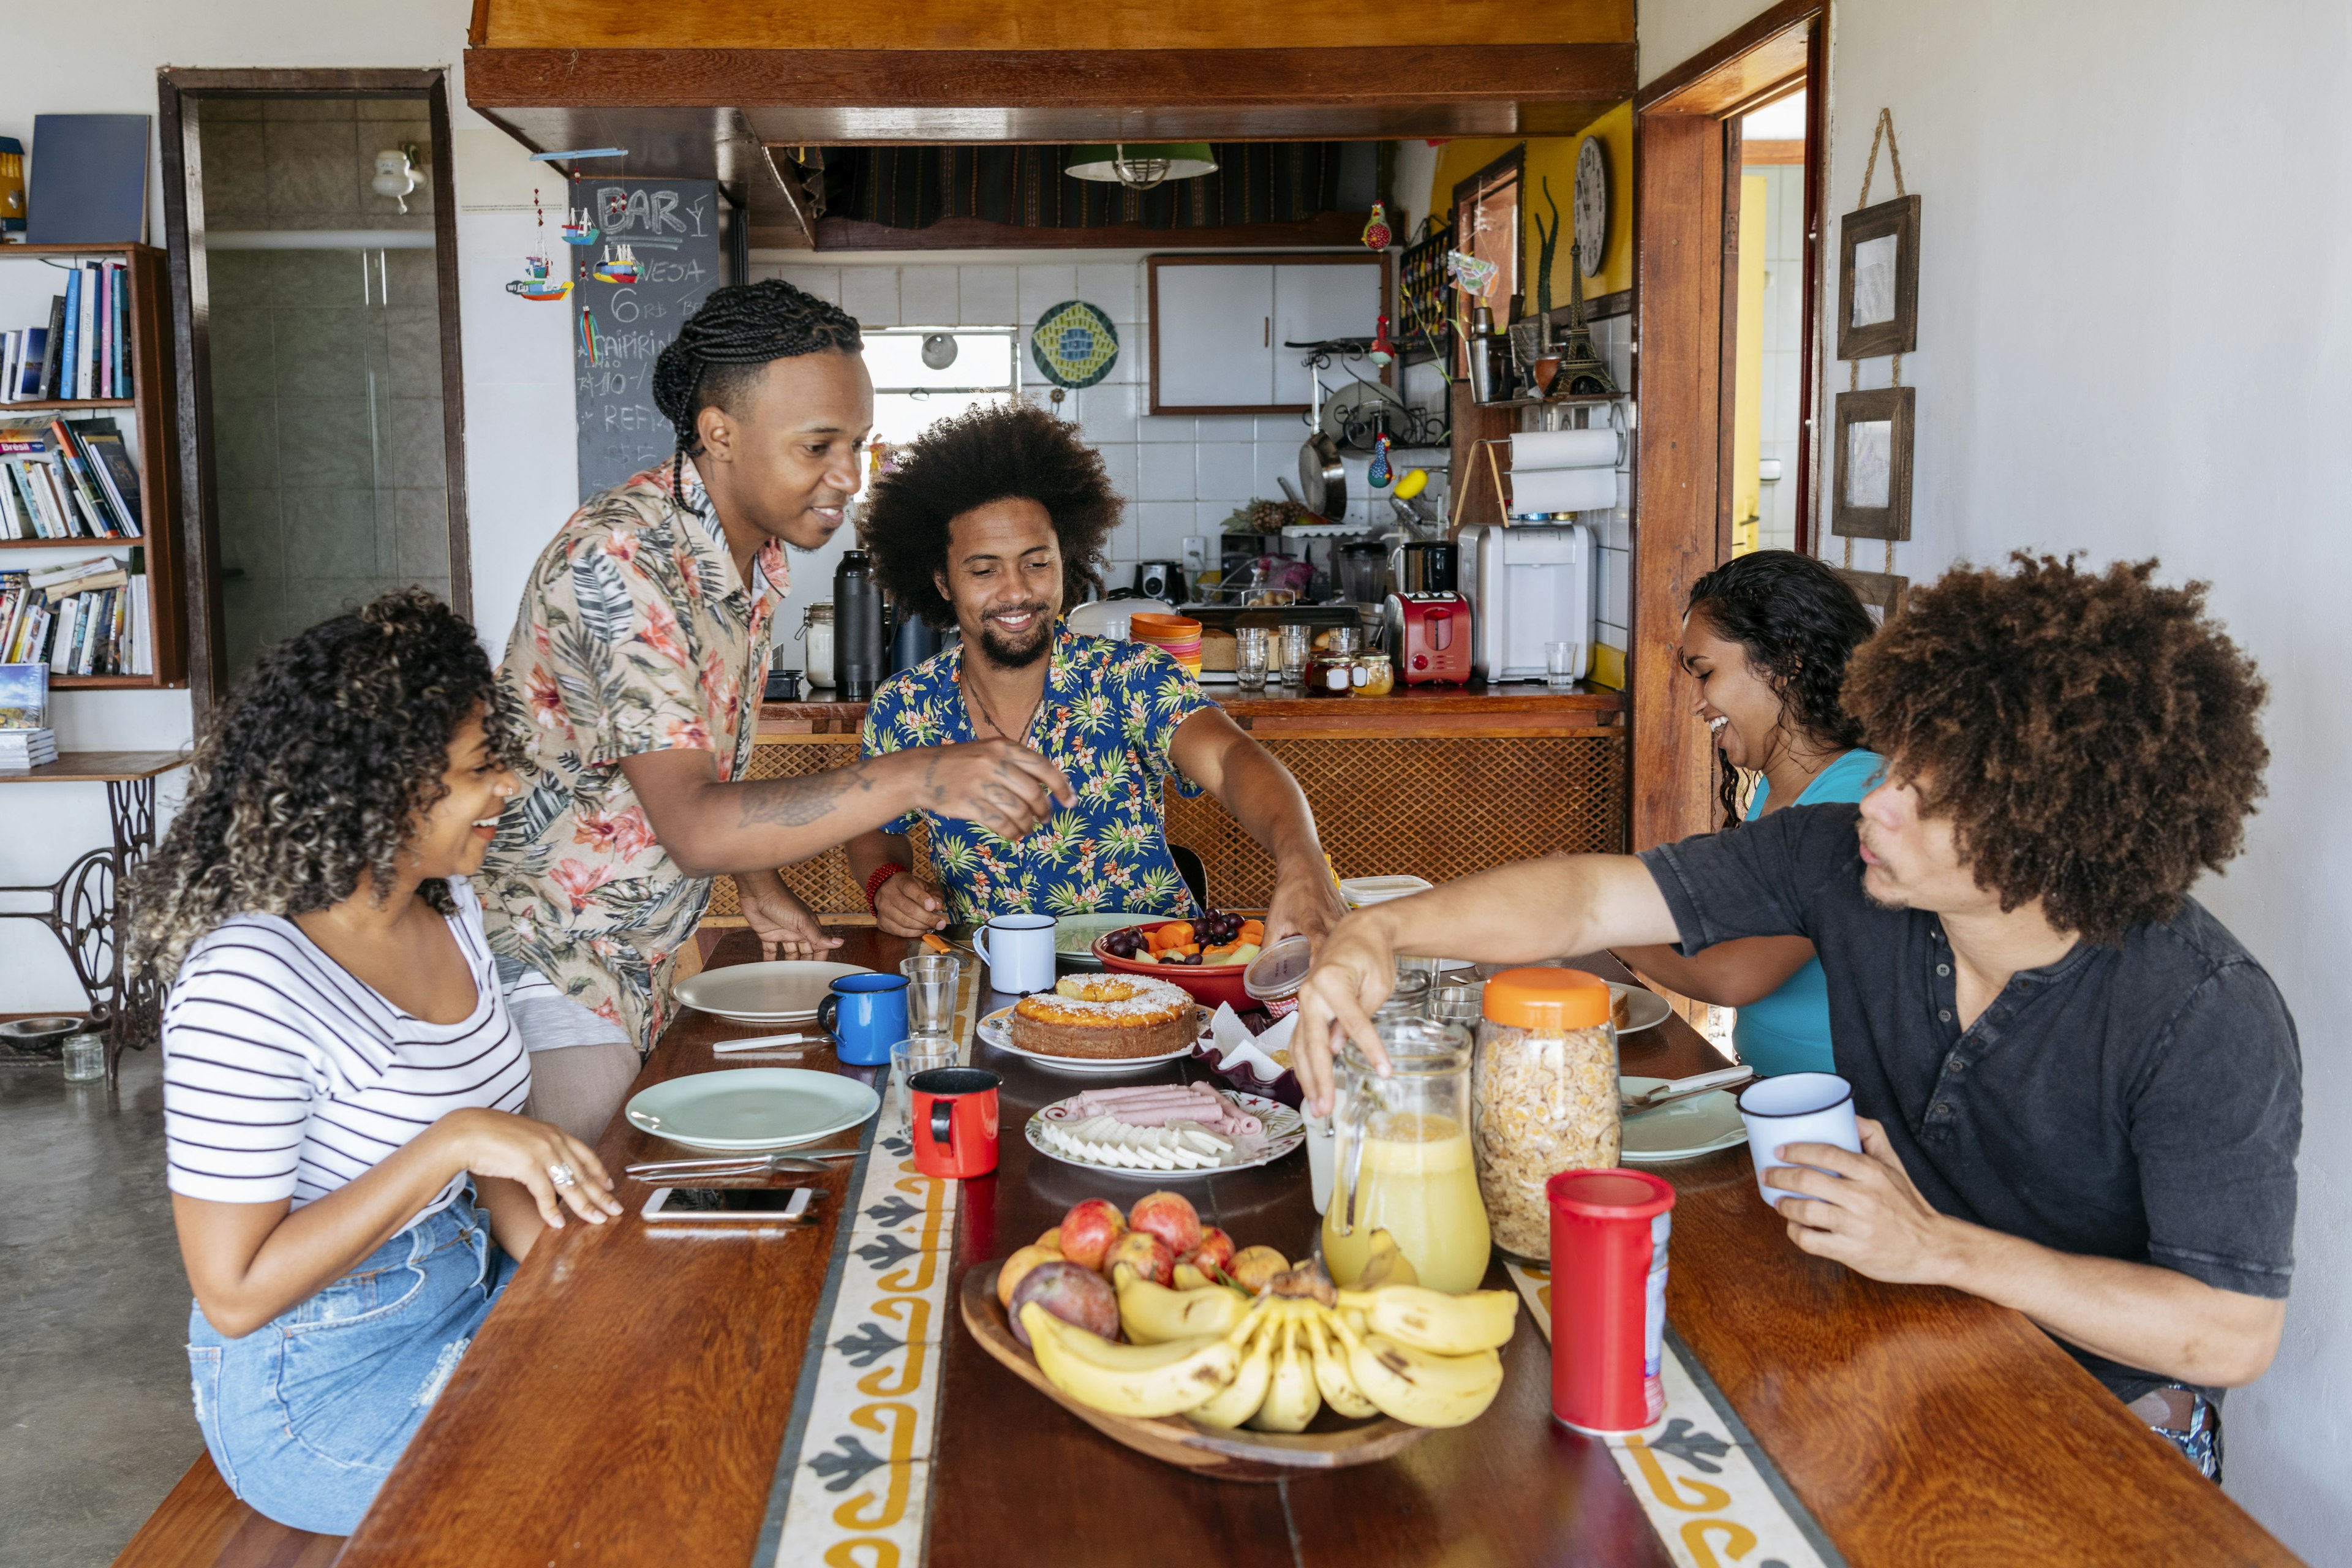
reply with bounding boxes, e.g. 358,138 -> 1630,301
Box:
1152,263 -> 1273,412
1272,260 -> 1385,407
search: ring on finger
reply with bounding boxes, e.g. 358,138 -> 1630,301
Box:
548,1161 -> 579,1189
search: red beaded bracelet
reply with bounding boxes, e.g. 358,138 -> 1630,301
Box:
865,862 -> 910,913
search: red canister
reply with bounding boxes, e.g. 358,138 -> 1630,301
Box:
1546,1168 -> 1676,1433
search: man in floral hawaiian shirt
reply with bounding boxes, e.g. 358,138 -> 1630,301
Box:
478,283 -> 1074,1139
850,401 -> 1346,951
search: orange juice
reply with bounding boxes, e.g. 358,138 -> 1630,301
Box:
1322,1111 -> 1493,1294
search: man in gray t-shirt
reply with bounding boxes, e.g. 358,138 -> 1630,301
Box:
1294,554 -> 2295,1482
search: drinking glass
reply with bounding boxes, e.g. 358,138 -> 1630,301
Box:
1278,624 -> 1311,688
1234,627 -> 1270,691
900,951 -> 965,1037
1545,640 -> 1581,692
888,1036 -> 960,1137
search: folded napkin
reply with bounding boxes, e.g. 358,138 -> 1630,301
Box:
1197,1003 -> 1297,1088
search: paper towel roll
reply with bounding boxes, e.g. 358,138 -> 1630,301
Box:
1510,428 -> 1621,470
1511,466 -> 1618,513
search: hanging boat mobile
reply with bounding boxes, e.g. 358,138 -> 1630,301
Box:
560,203 -> 600,246
592,242 -> 640,284
579,306 -> 603,365
506,189 -> 573,301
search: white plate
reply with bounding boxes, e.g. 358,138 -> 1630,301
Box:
976,1005 -> 1201,1075
1618,1074 -> 1748,1163
673,960 -> 873,1023
625,1067 -> 880,1152
1027,1090 -> 1305,1177
1611,982 -> 1673,1035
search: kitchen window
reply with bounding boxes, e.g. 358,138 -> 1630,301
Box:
859,328 -> 1021,497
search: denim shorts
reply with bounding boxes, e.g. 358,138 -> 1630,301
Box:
186,1185 -> 515,1534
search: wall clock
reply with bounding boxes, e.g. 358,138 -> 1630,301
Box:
1574,135 -> 1610,277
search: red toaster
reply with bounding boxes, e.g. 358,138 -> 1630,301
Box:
1381,592 -> 1476,685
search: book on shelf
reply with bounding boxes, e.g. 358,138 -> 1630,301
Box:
77,420 -> 140,531
0,415 -> 138,538
4,262 -> 130,405
0,552 -> 142,676
0,659 -> 46,727
0,733 -> 59,772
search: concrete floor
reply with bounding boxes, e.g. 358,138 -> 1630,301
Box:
1,1047 -> 200,1567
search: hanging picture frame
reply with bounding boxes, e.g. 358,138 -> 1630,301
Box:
1837,194 -> 1920,360
1832,567 -> 1910,627
1830,386 -> 1915,540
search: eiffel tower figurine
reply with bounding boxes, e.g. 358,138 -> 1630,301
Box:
1547,240 -> 1620,398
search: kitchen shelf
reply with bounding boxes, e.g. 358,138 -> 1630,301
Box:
50,674 -> 176,690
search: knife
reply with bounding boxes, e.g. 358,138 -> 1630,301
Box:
1621,1067 -> 1754,1115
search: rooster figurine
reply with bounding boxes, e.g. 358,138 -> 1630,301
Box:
1360,201 -> 1392,252
1370,312 -> 1397,368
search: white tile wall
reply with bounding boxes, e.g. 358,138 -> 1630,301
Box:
754,254 -> 1409,592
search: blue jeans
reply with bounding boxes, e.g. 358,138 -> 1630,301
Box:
186,1186 -> 514,1534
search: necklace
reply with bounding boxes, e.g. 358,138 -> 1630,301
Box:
962,662 -> 1043,744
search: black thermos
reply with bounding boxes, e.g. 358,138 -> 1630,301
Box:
833,551 -> 887,700
889,605 -> 941,675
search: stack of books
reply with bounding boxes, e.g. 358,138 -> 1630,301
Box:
0,415 -> 141,539
0,558 -> 146,676
0,258 -> 131,402
0,662 -> 52,771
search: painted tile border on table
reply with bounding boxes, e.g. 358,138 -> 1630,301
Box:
1506,1261 -> 1845,1568
752,966 -> 978,1568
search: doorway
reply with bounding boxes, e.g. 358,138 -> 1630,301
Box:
1630,3 -> 1825,851
157,69 -> 470,720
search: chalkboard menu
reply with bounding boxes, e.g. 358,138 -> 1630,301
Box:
571,178 -> 721,501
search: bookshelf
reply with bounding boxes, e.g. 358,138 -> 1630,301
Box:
0,241 -> 184,688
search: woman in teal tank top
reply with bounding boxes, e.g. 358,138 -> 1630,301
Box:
1619,551 -> 1881,1076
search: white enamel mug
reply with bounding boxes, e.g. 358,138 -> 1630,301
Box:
973,913 -> 1057,996
1736,1071 -> 1862,1208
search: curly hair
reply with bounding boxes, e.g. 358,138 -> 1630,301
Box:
1686,549 -> 1877,829
126,589 -> 523,982
1842,553 -> 2269,943
859,401 -> 1121,627
650,278 -> 863,513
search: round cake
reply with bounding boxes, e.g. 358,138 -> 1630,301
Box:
1012,975 -> 1200,1061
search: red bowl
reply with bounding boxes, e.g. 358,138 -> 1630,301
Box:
1093,918 -> 1256,1012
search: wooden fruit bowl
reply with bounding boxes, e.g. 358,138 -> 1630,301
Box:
960,1263 -> 1431,1482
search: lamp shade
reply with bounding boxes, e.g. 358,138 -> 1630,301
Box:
1066,143 -> 1218,190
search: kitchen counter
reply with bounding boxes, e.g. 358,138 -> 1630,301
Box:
719,680 -> 1626,919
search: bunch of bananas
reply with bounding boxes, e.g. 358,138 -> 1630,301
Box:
1016,1232 -> 1517,1431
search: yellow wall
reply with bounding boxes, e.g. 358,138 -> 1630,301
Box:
1424,101 -> 1633,311
1730,173 -> 1767,552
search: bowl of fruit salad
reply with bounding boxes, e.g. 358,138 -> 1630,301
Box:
1094,911 -> 1267,1012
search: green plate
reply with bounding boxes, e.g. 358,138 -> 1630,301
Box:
1052,911 -> 1164,968
625,1068 -> 880,1152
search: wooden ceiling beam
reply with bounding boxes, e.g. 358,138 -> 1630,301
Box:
463,44 -> 1635,117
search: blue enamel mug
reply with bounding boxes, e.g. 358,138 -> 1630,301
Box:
817,973 -> 910,1066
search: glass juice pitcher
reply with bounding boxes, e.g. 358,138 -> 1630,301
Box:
1322,1016 -> 1493,1294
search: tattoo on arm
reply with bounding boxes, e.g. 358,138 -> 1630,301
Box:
737,764 -> 876,829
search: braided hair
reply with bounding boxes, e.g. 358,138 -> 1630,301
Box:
1685,549 -> 1877,830
648,279 -> 862,512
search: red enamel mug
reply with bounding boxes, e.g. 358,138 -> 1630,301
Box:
909,1067 -> 1001,1179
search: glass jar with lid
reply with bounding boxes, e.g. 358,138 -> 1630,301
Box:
1471,968 -> 1620,1259
1322,1014 -> 1491,1294
800,601 -> 835,689
1350,649 -> 1395,697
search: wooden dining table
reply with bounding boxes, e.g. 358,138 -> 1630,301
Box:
329,925 -> 2296,1568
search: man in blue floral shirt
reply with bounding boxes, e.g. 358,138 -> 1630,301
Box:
850,402 -> 1344,948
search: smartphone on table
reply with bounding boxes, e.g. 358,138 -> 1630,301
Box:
640,1186 -> 820,1223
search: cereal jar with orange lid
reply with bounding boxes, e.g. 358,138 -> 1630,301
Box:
1471,967 -> 1621,1258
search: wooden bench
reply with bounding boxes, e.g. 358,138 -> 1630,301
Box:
111,1456 -> 339,1568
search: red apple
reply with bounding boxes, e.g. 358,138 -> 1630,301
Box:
1186,1227 -> 1236,1275
1057,1199 -> 1126,1272
1008,1261 -> 1119,1347
1104,1229 -> 1176,1288
1128,1190 -> 1205,1257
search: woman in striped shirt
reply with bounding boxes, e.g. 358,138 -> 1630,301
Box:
129,590 -> 623,1534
